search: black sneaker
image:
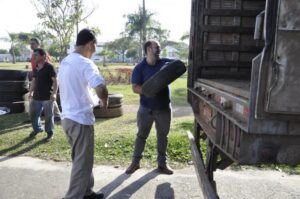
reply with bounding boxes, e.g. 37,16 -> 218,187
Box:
29,129 -> 43,138
54,116 -> 61,122
45,133 -> 53,142
83,192 -> 104,199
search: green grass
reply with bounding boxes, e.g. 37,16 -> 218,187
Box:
0,62 -> 32,70
0,69 -> 192,167
107,75 -> 188,106
0,62 -> 132,70
0,112 -> 194,168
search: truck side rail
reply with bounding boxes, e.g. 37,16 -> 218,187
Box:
188,88 -> 247,132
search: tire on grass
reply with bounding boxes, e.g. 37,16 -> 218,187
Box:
141,60 -> 186,97
0,93 -> 24,102
93,106 -> 123,118
108,93 -> 123,106
0,69 -> 30,81
0,81 -> 29,93
0,102 -> 25,113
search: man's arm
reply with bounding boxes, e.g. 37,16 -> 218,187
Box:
95,84 -> 109,109
132,84 -> 142,94
50,77 -> 58,101
28,78 -> 36,100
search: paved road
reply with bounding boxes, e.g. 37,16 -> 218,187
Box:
0,156 -> 299,199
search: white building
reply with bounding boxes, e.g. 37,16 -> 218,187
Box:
0,54 -> 12,62
163,45 -> 179,59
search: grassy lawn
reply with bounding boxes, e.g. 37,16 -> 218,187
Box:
0,71 -> 193,168
0,112 -> 194,168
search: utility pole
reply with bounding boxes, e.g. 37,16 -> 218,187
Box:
142,0 -> 146,45
75,0 -> 80,35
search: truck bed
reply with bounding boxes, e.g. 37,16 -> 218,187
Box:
196,78 -> 251,100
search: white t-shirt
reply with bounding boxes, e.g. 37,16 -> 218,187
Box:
58,52 -> 105,125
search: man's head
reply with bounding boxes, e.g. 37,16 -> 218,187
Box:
30,38 -> 40,50
144,40 -> 161,60
33,48 -> 46,64
75,28 -> 97,57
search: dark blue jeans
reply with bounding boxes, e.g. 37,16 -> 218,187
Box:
29,99 -> 54,135
132,106 -> 171,166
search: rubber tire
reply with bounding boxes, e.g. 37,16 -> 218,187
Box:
0,69 -> 30,81
141,60 -> 186,97
93,106 -> 123,118
0,93 -> 24,102
108,93 -> 123,106
0,81 -> 29,93
0,107 -> 10,115
0,102 -> 25,113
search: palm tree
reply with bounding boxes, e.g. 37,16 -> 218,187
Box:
124,7 -> 153,59
124,7 -> 170,60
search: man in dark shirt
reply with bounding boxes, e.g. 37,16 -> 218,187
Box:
28,48 -> 58,141
29,38 -> 61,122
125,40 -> 174,175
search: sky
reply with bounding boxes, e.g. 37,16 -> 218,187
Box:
0,0 -> 191,49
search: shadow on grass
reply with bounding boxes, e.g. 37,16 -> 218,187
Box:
0,136 -> 47,162
103,170 -> 158,199
0,124 -> 32,135
0,113 -> 31,135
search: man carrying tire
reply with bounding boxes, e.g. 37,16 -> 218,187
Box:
125,40 -> 174,175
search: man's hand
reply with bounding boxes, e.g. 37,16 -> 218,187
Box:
50,93 -> 57,101
28,92 -> 33,100
100,97 -> 109,109
132,84 -> 142,94
95,84 -> 109,109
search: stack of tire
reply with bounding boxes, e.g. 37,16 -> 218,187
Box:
93,93 -> 123,118
0,69 -> 30,113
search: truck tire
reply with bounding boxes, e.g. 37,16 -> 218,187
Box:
0,102 -> 25,113
108,93 -> 123,106
0,93 -> 23,102
93,106 -> 123,118
0,81 -> 29,93
141,60 -> 186,97
0,69 -> 29,81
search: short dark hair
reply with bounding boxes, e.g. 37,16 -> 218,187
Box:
143,41 -> 153,55
33,48 -> 46,56
76,28 -> 97,46
30,38 -> 40,45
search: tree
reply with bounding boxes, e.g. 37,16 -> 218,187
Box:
0,49 -> 8,54
105,37 -> 132,63
124,6 -> 169,60
0,32 -> 31,63
0,32 -> 39,63
33,0 -> 95,58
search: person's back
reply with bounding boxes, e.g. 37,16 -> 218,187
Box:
59,52 -> 101,124
58,28 -> 108,199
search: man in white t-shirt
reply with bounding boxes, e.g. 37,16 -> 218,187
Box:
58,29 -> 108,199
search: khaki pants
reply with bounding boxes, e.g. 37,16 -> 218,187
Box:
62,118 -> 95,199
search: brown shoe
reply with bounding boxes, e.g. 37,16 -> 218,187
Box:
158,165 -> 174,175
125,163 -> 140,174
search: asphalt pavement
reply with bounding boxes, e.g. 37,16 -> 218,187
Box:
0,156 -> 300,199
